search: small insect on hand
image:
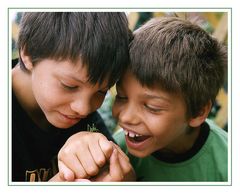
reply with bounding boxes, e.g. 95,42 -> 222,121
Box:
87,124 -> 99,132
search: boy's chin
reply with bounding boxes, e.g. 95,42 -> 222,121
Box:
48,119 -> 71,129
47,113 -> 80,129
127,147 -> 150,158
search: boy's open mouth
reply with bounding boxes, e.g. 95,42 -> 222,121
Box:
124,129 -> 150,143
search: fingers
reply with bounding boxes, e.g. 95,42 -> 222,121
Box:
58,151 -> 89,180
105,149 -> 124,181
80,134 -> 113,176
75,145 -> 99,177
110,143 -> 136,181
112,143 -> 129,162
58,132 -> 114,181
75,133 -> 113,177
58,160 -> 75,181
48,172 -> 65,182
88,138 -> 110,168
99,137 -> 113,159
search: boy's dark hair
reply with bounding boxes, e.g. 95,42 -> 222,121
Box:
129,17 -> 227,118
18,12 -> 130,87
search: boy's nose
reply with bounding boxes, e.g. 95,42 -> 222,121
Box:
118,104 -> 140,125
70,98 -> 93,118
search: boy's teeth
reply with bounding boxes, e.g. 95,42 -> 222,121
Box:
128,131 -> 135,138
123,129 -> 150,143
124,129 -> 142,138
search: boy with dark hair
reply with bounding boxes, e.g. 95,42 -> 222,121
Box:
112,16 -> 228,181
58,16 -> 227,182
12,12 -> 132,181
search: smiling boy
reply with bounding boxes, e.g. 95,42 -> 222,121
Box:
12,12 -> 131,181
113,17 -> 228,181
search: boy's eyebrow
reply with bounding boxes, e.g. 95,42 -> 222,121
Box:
66,74 -> 109,89
141,93 -> 171,103
62,73 -> 88,84
70,76 -> 88,84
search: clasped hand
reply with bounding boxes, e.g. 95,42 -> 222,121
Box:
49,132 -> 135,182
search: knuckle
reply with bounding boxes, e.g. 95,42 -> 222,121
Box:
102,141 -> 113,152
86,165 -> 99,176
74,140 -> 82,147
96,156 -> 106,167
59,171 -> 65,180
57,151 -> 62,160
93,133 -> 105,142
61,147 -> 71,156
58,149 -> 65,160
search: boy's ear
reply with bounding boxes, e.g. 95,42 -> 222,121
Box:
189,100 -> 212,127
20,49 -> 33,71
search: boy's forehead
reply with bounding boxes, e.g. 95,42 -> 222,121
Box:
120,69 -> 183,99
56,59 -> 109,88
59,59 -> 88,79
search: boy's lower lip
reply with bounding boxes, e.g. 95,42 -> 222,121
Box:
125,134 -> 151,150
58,112 -> 81,124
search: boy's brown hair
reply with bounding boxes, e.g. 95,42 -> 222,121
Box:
129,17 -> 227,118
18,12 -> 130,87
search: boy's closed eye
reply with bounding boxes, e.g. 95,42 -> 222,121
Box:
115,94 -> 128,100
60,81 -> 78,90
144,104 -> 163,113
60,78 -> 108,95
115,85 -> 127,100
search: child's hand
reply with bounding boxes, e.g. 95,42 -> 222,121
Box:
90,145 -> 136,181
52,143 -> 136,182
58,131 -> 113,181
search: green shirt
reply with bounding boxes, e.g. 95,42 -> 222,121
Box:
113,120 -> 228,182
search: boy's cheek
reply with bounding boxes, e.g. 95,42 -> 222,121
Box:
111,104 -> 119,118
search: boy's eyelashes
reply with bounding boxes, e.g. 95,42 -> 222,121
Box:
144,104 -> 162,113
115,93 -> 163,113
60,82 -> 78,90
115,94 -> 127,100
60,81 -> 108,95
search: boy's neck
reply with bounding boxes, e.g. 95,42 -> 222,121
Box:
153,123 -> 210,163
12,64 -> 50,129
160,126 -> 201,155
